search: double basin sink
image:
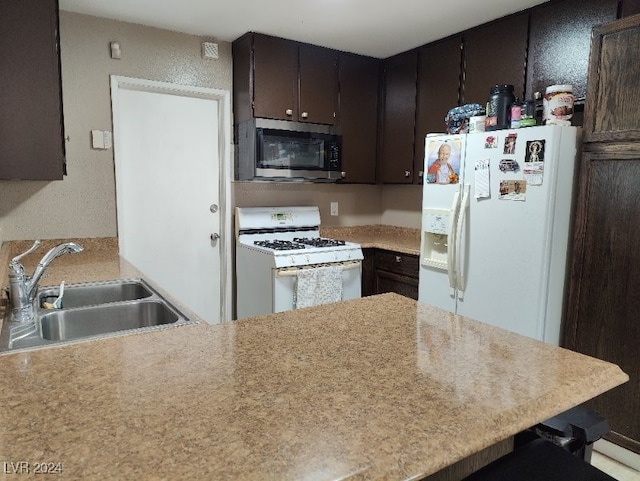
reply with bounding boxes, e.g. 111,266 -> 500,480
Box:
0,279 -> 194,352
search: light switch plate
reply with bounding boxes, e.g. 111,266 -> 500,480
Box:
91,130 -> 105,149
91,130 -> 113,150
330,202 -> 339,216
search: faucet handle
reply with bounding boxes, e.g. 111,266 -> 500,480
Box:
10,240 -> 41,270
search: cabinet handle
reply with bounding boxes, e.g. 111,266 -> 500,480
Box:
395,256 -> 402,263
285,109 -> 293,116
341,171 -> 346,179
418,171 -> 423,178
301,111 -> 309,119
404,170 -> 411,177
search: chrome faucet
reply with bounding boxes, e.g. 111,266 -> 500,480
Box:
8,240 -> 84,323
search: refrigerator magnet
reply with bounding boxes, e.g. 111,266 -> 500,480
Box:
499,180 -> 527,201
484,135 -> 498,149
503,133 -> 518,155
499,158 -> 520,173
525,140 -> 545,163
524,162 -> 544,186
426,138 -> 462,184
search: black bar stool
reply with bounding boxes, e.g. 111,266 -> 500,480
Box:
463,438 -> 616,481
464,406 -> 615,481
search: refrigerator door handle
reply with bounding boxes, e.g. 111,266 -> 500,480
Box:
447,185 -> 461,295
455,185 -> 471,299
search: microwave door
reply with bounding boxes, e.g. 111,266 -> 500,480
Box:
258,131 -> 325,173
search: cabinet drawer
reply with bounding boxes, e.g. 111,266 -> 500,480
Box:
374,270 -> 419,300
374,250 -> 419,278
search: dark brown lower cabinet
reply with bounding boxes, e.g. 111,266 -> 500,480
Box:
564,147 -> 640,454
362,249 -> 419,301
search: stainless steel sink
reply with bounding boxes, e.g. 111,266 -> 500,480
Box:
0,279 -> 195,353
39,280 -> 153,308
40,300 -> 179,341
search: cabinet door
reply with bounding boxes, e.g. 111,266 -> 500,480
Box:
564,148 -> 640,454
621,0 -> 640,17
526,0 -> 618,103
583,15 -> 640,143
414,37 -> 462,184
0,0 -> 65,180
337,54 -> 380,183
361,248 -> 376,296
298,44 -> 337,125
462,13 -> 529,105
380,50 -> 418,184
252,34 -> 298,121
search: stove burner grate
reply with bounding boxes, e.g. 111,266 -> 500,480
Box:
293,237 -> 347,248
254,240 -> 306,251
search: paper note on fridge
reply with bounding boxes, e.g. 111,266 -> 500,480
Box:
524,162 -> 544,186
499,180 -> 527,201
474,159 -> 490,199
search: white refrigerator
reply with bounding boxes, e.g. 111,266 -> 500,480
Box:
418,125 -> 579,344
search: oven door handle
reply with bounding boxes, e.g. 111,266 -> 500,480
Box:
275,260 -> 361,277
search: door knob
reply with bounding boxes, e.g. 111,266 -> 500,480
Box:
210,233 -> 220,245
209,204 -> 218,213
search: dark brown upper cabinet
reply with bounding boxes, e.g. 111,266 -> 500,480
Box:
336,53 -> 380,183
0,0 -> 65,180
583,14 -> 640,143
232,33 -> 337,126
526,0 -> 618,103
380,50 -> 418,184
414,36 -> 462,184
462,13 -> 529,106
298,44 -> 338,125
621,0 -> 640,17
250,34 -> 298,122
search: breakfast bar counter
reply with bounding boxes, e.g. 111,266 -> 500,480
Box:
0,239 -> 628,480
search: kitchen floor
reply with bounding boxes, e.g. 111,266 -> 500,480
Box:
592,451 -> 640,480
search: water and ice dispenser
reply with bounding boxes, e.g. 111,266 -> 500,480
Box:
421,208 -> 453,270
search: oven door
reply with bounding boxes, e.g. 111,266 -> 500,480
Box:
273,261 -> 362,312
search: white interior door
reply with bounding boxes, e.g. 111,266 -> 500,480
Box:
110,76 -> 232,324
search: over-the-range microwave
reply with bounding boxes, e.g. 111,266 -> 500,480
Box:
236,118 -> 342,182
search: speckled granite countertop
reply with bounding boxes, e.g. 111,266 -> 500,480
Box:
320,225 -> 420,256
0,239 -> 628,480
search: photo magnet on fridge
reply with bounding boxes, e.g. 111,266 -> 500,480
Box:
525,140 -> 545,163
499,180 -> 527,201
503,133 -> 517,155
426,138 -> 462,184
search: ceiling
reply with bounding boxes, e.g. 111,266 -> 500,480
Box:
59,0 -> 549,59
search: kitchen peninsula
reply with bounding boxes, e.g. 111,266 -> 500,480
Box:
0,239 -> 628,480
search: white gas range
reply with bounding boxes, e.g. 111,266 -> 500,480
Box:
235,206 -> 363,319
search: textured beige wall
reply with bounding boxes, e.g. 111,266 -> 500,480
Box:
0,12 -> 233,242
233,182 -> 382,227
380,185 -> 422,228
